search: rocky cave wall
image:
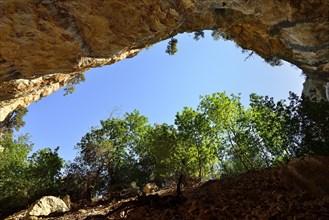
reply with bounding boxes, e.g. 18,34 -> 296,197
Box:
1,0 -> 329,121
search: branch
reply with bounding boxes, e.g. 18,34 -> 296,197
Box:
83,194 -> 161,220
244,51 -> 254,61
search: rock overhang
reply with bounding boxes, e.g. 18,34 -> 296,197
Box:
0,0 -> 328,121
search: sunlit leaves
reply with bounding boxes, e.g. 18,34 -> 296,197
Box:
74,110 -> 150,193
68,91 -> 329,197
0,107 -> 28,137
63,73 -> 85,96
0,136 -> 63,215
175,107 -> 218,178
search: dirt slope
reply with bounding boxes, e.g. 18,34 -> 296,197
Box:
6,156 -> 329,220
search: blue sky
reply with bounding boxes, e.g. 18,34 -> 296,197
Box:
17,31 -> 305,161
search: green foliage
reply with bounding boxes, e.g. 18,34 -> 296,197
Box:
138,123 -> 180,184
63,86 -> 76,96
27,147 -> 64,201
211,30 -> 231,41
248,92 -> 329,159
2,90 -> 327,217
263,56 -> 283,66
294,96 -> 329,156
191,30 -> 284,68
211,30 -> 222,41
0,135 -> 32,204
248,94 -> 292,166
165,38 -> 178,55
60,157 -> 90,201
63,73 -> 85,96
193,31 -> 205,41
0,106 -> 28,137
0,136 -> 64,216
175,107 -> 218,179
198,92 -> 257,172
65,91 -> 329,201
66,110 -> 150,200
199,30 -> 285,68
145,45 -> 153,50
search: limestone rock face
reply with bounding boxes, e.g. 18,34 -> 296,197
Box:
1,0 -> 329,121
26,196 -> 69,217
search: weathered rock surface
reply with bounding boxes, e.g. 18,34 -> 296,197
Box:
1,0 -> 329,120
26,196 -> 69,217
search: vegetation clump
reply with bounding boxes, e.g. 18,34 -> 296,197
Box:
1,92 -> 328,217
165,38 -> 178,55
63,73 -> 85,96
169,30 -> 283,67
60,92 -> 329,202
0,139 -> 63,216
193,31 -> 205,41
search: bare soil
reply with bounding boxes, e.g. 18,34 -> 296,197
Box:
6,156 -> 329,220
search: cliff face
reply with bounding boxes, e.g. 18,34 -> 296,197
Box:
1,0 -> 329,121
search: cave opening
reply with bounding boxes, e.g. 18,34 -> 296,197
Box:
14,31 -> 305,161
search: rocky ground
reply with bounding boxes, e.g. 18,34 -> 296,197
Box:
6,156 -> 329,220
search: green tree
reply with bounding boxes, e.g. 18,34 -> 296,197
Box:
64,91 -> 329,199
198,92 -> 255,173
193,31 -> 205,41
137,123 -> 180,184
175,107 -> 218,179
0,135 -> 32,215
0,136 -> 64,217
72,110 -> 150,197
248,94 -> 292,166
61,156 -> 96,202
27,147 -> 64,201
0,107 -> 28,137
295,96 -> 329,156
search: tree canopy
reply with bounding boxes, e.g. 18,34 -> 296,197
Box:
63,92 -> 329,201
1,91 -> 328,217
0,135 -> 64,216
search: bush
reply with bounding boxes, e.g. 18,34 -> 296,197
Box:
0,136 -> 64,217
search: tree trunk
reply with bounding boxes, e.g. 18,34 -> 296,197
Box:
1,0 -> 329,120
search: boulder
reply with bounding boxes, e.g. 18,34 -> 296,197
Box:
62,195 -> 71,209
143,183 -> 159,195
26,196 -> 70,217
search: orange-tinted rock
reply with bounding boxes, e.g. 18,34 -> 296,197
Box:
1,1 -> 329,120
